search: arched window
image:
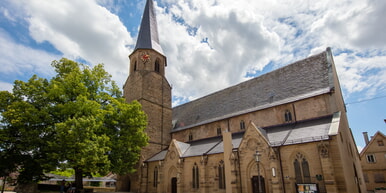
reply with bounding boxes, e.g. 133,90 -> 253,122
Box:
155,58 -> 160,73
218,161 -> 226,189
192,163 -> 199,189
189,133 -> 193,141
285,110 -> 292,122
153,166 -> 158,187
294,153 -> 311,183
240,120 -> 246,130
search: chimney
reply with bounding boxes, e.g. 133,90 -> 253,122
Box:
363,132 -> 370,145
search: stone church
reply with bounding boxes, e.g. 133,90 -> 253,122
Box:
118,0 -> 367,193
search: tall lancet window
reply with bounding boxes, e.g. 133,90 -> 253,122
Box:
153,166 -> 158,187
218,160 -> 226,189
192,163 -> 199,189
294,153 -> 311,183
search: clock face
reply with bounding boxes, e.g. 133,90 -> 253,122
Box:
141,54 -> 150,63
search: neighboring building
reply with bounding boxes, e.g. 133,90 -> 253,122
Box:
118,0 -> 367,193
360,131 -> 386,192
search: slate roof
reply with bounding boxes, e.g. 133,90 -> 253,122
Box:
134,0 -> 164,55
172,49 -> 334,132
146,149 -> 168,162
145,132 -> 244,162
264,114 -> 334,146
146,114 -> 338,162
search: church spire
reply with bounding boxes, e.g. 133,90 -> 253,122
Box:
134,0 -> 164,55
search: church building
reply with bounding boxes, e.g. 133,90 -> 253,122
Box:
119,0 -> 367,193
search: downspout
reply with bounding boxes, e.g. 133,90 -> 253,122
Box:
291,103 -> 297,122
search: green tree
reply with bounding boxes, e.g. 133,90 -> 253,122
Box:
0,58 -> 148,192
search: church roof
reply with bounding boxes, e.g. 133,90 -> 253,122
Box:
172,48 -> 334,132
265,114 -> 334,146
145,132 -> 244,162
145,114 -> 338,162
134,0 -> 164,55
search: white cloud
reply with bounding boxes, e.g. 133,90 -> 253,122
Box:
158,0 -> 282,100
0,29 -> 58,78
0,81 -> 13,92
1,0 -> 385,107
334,51 -> 386,99
154,0 -> 386,104
9,0 -> 135,87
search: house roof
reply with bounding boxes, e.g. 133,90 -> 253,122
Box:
172,48 -> 334,132
359,131 -> 386,156
133,0 -> 164,55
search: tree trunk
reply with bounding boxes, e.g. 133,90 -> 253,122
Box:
1,177 -> 6,193
74,167 -> 84,191
14,182 -> 39,193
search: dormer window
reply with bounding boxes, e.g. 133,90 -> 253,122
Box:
284,110 -> 292,122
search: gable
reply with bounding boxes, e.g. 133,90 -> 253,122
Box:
360,131 -> 386,156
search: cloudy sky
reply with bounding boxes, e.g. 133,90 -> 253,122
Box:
0,0 -> 385,150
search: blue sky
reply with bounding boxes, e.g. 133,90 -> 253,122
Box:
0,0 -> 385,151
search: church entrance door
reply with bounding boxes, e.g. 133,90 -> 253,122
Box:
251,176 -> 265,193
171,177 -> 177,193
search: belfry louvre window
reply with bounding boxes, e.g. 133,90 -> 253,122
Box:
155,59 -> 160,73
294,153 -> 311,183
192,163 -> 199,189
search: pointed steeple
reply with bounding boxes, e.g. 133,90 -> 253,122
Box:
134,0 -> 164,55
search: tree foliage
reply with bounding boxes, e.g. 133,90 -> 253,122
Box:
0,58 -> 148,190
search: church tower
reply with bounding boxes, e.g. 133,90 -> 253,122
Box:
120,0 -> 172,192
